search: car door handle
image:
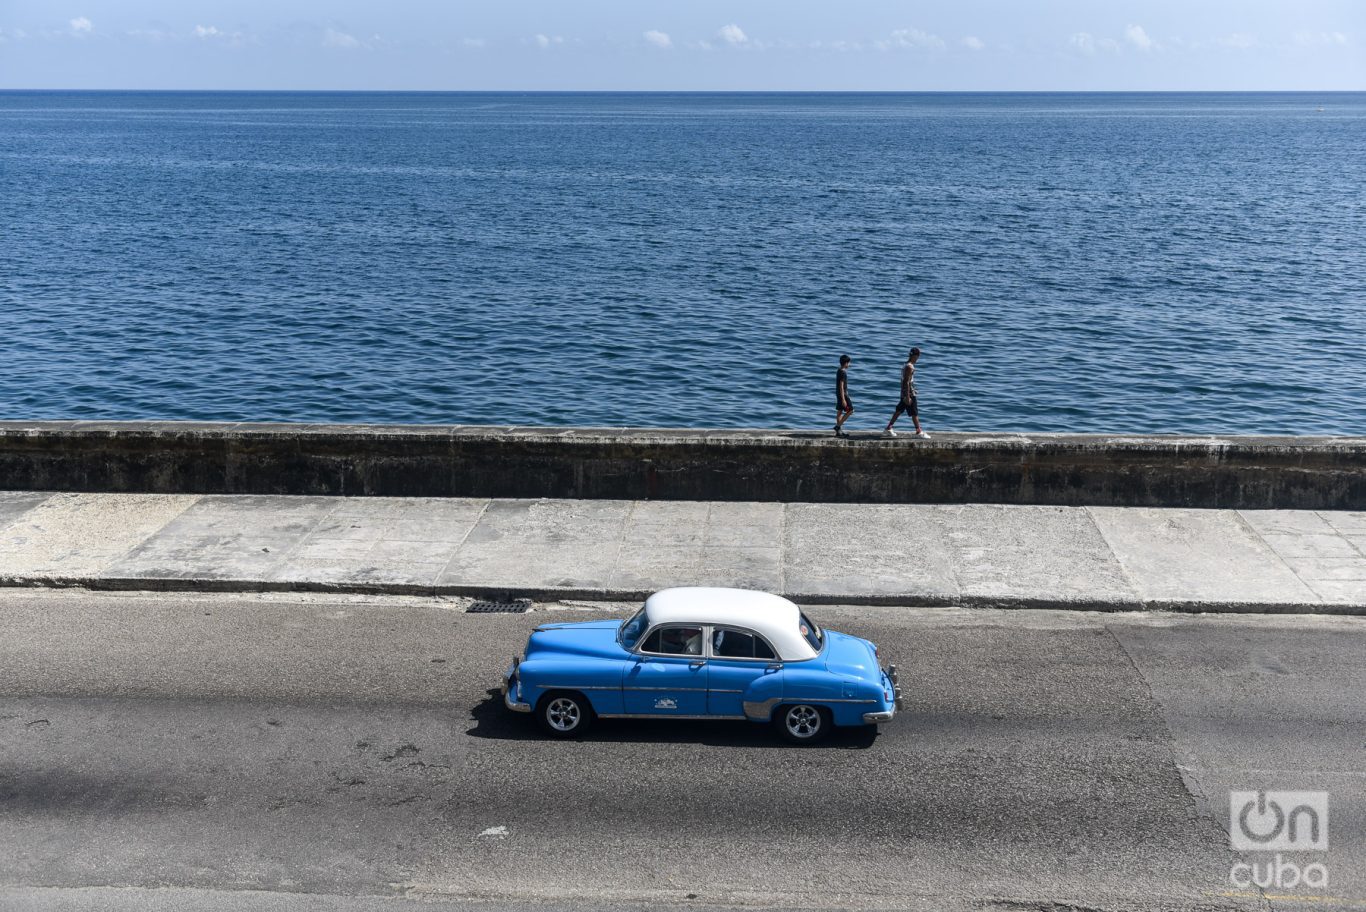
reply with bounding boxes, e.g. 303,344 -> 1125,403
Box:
689,660 -> 706,669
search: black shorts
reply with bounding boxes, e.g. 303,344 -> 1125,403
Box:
895,396 -> 918,419
837,398 -> 854,412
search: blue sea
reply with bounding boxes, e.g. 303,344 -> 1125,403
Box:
2,91 -> 1363,434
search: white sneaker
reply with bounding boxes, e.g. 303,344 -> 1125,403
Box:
914,430 -> 931,439
883,429 -> 897,438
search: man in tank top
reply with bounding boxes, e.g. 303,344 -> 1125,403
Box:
883,347 -> 930,439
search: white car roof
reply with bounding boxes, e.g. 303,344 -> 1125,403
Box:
642,587 -> 818,661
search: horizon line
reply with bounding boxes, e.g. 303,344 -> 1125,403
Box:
1,87 -> 1362,94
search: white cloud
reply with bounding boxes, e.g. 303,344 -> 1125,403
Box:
1217,32 -> 1259,49
644,30 -> 671,49
1125,24 -> 1154,51
195,25 -> 221,39
961,35 -> 985,51
718,24 -> 748,46
462,37 -> 486,48
323,27 -> 361,49
1070,31 -> 1123,55
534,33 -> 564,49
881,28 -> 945,50
69,16 -> 93,35
1294,30 -> 1349,47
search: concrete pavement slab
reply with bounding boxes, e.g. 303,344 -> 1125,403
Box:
939,504 -> 1138,605
609,502 -> 782,591
1089,507 -> 1320,606
437,499 -> 632,590
104,495 -> 339,581
1321,511 -> 1366,535
1239,510 -> 1366,602
1237,509 -> 1340,536
782,503 -> 958,600
271,498 -> 487,588
0,489 -> 1364,611
0,492 -> 51,531
0,493 -> 198,577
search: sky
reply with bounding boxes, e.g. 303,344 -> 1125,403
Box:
0,0 -> 1361,91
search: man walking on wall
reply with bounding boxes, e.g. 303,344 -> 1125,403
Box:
834,354 -> 855,437
883,347 -> 930,439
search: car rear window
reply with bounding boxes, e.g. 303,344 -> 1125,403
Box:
799,613 -> 823,651
712,628 -> 776,660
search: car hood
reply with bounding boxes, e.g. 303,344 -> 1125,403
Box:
822,629 -> 882,682
525,619 -> 628,661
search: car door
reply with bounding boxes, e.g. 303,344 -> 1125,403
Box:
622,624 -> 709,715
706,626 -> 781,718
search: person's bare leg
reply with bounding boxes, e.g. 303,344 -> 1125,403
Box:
835,406 -> 854,434
910,401 -> 928,437
883,407 -> 902,434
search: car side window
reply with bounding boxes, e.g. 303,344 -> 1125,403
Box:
640,625 -> 703,656
712,627 -> 776,660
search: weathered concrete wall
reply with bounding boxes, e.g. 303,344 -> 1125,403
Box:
1,421 -> 1364,508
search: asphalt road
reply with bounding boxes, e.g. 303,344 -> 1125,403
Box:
0,590 -> 1362,912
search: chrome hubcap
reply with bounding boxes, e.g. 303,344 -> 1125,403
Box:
785,705 -> 821,738
547,697 -> 580,731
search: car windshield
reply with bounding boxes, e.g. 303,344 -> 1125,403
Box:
799,612 -> 824,651
618,608 -> 649,649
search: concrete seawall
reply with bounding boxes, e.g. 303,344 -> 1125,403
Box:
1,421 -> 1364,508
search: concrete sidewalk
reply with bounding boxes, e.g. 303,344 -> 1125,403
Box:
0,491 -> 1364,612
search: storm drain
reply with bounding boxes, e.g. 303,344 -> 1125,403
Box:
466,598 -> 533,614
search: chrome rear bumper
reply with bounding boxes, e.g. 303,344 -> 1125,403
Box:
864,663 -> 902,725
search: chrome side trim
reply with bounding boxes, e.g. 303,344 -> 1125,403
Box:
540,684 -> 618,691
710,689 -> 744,694
621,686 -> 708,692
598,714 -> 748,721
742,696 -> 782,721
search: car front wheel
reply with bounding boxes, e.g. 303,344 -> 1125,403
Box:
536,691 -> 594,738
774,703 -> 830,744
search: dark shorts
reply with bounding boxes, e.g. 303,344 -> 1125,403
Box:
895,396 -> 918,419
837,398 -> 854,412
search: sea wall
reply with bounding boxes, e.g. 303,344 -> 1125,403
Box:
0,422 -> 1364,509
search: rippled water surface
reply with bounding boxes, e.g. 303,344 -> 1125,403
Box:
2,91 -> 1363,433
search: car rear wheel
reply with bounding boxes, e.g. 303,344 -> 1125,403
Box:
536,691 -> 594,738
774,703 -> 830,744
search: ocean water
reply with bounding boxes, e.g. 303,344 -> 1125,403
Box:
2,91 -> 1363,434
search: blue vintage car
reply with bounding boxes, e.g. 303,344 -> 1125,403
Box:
503,587 -> 901,743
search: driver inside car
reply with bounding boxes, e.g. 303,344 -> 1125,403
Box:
661,626 -> 702,655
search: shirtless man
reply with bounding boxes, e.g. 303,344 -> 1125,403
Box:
883,347 -> 930,439
834,354 -> 854,437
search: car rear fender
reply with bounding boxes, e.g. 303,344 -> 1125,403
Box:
740,669 -> 786,722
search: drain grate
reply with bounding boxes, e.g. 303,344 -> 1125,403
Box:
467,598 -> 532,614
